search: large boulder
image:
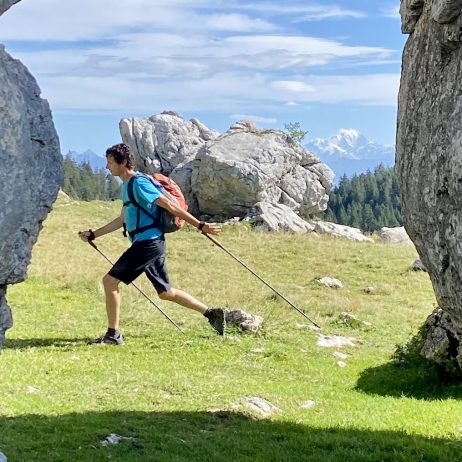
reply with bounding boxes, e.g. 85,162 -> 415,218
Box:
120,112 -> 219,213
0,0 -> 20,15
396,0 -> 462,370
191,121 -> 333,219
378,226 -> 413,244
314,221 -> 374,243
0,42 -> 63,350
250,202 -> 315,233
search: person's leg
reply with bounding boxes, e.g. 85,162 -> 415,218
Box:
145,237 -> 226,334
158,288 -> 225,335
88,243 -> 147,345
102,273 -> 121,329
158,287 -> 207,313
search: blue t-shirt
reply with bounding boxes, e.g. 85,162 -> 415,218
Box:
121,174 -> 163,242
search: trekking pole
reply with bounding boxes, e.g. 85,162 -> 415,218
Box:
86,240 -> 185,334
202,233 -> 321,329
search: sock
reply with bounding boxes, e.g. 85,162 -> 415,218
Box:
107,328 -> 118,337
203,308 -> 211,318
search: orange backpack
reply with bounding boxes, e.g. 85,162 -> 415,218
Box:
125,173 -> 188,235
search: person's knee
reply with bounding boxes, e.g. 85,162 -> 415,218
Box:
103,273 -> 119,291
158,288 -> 175,301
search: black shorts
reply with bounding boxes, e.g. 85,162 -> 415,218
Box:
108,238 -> 171,294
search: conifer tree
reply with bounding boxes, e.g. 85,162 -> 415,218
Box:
320,165 -> 402,232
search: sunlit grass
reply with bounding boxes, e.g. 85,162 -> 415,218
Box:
1,195 -> 461,461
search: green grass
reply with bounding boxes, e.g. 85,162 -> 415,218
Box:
1,195 -> 461,461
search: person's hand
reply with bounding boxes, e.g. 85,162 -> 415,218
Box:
202,223 -> 221,235
78,229 -> 95,242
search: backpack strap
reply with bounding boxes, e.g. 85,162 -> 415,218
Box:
124,175 -> 161,238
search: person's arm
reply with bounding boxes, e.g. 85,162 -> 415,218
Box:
79,208 -> 125,242
155,195 -> 221,235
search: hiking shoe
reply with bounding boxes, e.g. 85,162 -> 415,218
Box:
204,308 -> 226,335
87,331 -> 124,346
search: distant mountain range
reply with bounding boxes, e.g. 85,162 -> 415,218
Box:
64,149 -> 107,171
65,129 -> 394,182
305,129 -> 395,181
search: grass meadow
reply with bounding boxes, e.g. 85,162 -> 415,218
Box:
1,194 -> 461,461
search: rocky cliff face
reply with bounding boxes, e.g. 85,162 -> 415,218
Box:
397,0 -> 462,370
0,8 -> 63,350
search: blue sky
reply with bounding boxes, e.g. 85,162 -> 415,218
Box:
0,0 -> 404,156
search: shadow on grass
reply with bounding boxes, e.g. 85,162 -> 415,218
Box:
0,410 -> 461,462
355,360 -> 462,400
3,337 -> 90,350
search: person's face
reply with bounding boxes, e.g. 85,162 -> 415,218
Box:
106,155 -> 122,176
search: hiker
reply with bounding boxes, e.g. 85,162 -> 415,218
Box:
79,143 -> 225,345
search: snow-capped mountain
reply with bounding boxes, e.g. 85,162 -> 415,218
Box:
306,129 -> 395,181
64,149 -> 107,171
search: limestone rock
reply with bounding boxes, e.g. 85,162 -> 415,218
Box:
250,202 -> 314,233
314,221 -> 374,243
420,308 -> 462,370
397,0 -> 462,369
412,259 -> 427,271
0,287 -> 13,350
225,309 -> 263,332
400,0 -> 425,33
122,115 -> 333,231
317,277 -> 343,289
120,112 -> 219,175
317,335 -> 357,348
240,397 -> 279,417
431,0 -> 462,24
120,112 -> 218,213
300,400 -> 316,409
337,312 -> 371,327
378,226 -> 413,244
0,45 -> 63,350
0,0 -> 20,16
192,125 -> 333,219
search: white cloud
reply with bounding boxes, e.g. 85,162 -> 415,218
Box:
220,2 -> 366,20
382,5 -> 400,19
272,80 -> 315,93
0,0 -> 399,120
269,74 -> 400,106
30,71 -> 399,115
204,14 -> 276,32
10,32 -> 394,82
0,1 -> 367,41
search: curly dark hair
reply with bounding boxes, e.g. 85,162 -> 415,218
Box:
105,143 -> 134,169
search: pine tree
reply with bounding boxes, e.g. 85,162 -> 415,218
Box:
62,158 -> 119,201
320,165 -> 402,232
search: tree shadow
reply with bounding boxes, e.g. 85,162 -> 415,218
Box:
0,410 -> 461,462
355,360 -> 462,400
3,337 -> 90,350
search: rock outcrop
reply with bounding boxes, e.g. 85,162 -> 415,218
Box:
192,122 -> 333,221
121,115 -> 333,231
0,0 -> 20,16
378,226 -> 413,244
396,0 -> 462,370
120,112 -> 219,213
0,16 -> 63,350
314,221 -> 374,243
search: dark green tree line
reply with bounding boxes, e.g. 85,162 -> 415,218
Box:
63,155 -> 119,201
321,165 -> 402,232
